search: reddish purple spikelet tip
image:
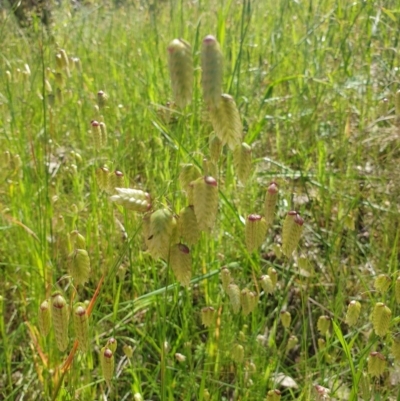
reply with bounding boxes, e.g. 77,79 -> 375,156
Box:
104,348 -> 113,358
75,306 -> 86,316
98,90 -> 105,96
108,338 -> 116,346
204,176 -> 217,186
268,182 -> 278,194
248,214 -> 262,222
178,243 -> 190,254
203,35 -> 217,45
91,120 -> 99,127
288,210 -> 297,216
294,214 -> 304,226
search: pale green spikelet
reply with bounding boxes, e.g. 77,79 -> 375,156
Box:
286,336 -> 298,353
264,182 -> 278,226
318,338 -> 326,350
168,38 -> 193,108
245,214 -> 267,252
209,134 -> 223,163
395,276 -> 400,304
147,208 -> 177,259
68,249 -> 90,286
179,163 -> 202,203
178,206 -> 201,246
203,158 -> 218,179
59,49 -> 70,70
345,300 -> 361,327
266,389 -> 281,401
106,337 -> 117,353
100,347 -> 114,384
108,170 -> 124,194
240,288 -> 258,316
227,284 -> 241,314
97,90 -> 108,109
280,310 -> 291,329
367,351 -> 386,377
371,302 -> 391,337
210,94 -> 243,150
110,187 -> 151,212
268,267 -> 278,287
123,344 -> 133,358
233,142 -> 252,184
51,292 -> 69,352
73,303 -> 89,352
374,274 -> 391,293
99,122 -> 108,146
391,334 -> 400,362
260,275 -> 274,295
96,166 -> 111,191
38,300 -> 51,337
91,120 -> 102,150
282,211 -> 304,257
317,315 -> 331,335
201,35 -> 223,109
231,343 -> 244,363
170,243 -> 192,286
192,176 -> 219,231
220,268 -> 231,292
201,306 -> 216,327
70,230 -> 86,249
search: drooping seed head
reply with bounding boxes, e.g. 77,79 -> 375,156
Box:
371,302 -> 391,337
227,284 -> 241,314
73,302 -> 89,352
170,243 -> 192,286
38,300 -> 51,337
231,343 -> 244,363
280,310 -> 291,329
317,315 -> 331,335
367,351 -> 386,377
260,275 -> 274,295
178,206 -> 201,246
282,211 -> 304,257
240,288 -> 258,316
100,347 -> 114,384
233,142 -> 252,184
345,300 -> 361,327
245,214 -> 267,252
51,292 -> 69,352
220,267 -> 231,292
201,306 -> 215,327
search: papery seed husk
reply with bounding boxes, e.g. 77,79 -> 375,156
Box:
168,38 -> 193,109
73,303 -> 89,352
260,275 -> 274,295
282,211 -> 304,257
38,300 -> 51,337
147,209 -> 176,259
91,120 -> 102,150
233,142 -> 252,184
267,267 -> 278,287
227,284 -> 241,314
231,343 -> 244,363
201,35 -> 223,109
70,230 -> 86,249
374,274 -> 391,292
96,166 -> 110,191
110,187 -> 151,212
209,134 -> 223,163
99,122 -> 108,147
170,243 -> 192,286
69,249 -> 90,286
245,214 -> 267,252
286,336 -> 298,353
317,315 -> 331,335
106,337 -> 117,353
100,347 -> 114,384
367,351 -> 386,377
240,288 -> 258,316
220,268 -> 231,292
179,164 -> 202,193
280,310 -> 291,329
345,300 -> 361,327
371,302 -> 391,337
51,292 -> 69,352
192,176 -> 218,231
201,306 -> 215,327
264,182 -> 278,226
178,206 -> 201,246
59,49 -> 69,69
210,94 -> 243,150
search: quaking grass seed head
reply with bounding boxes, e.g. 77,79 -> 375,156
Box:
38,300 -> 51,337
99,122 -> 107,146
178,206 -> 201,246
264,182 -> 278,226
282,211 -> 304,257
374,274 -> 391,292
231,343 -> 244,363
227,284 -> 241,314
100,347 -> 114,384
371,302 -> 391,337
267,267 -> 278,287
97,90 -> 108,108
266,390 -> 281,401
233,142 -> 252,184
317,315 -> 331,335
368,351 -> 386,377
220,267 -> 231,292
391,334 -> 400,362
108,170 -> 124,194
192,176 -> 218,231
260,275 -> 274,295
209,134 -> 223,163
70,230 -> 86,249
69,248 -> 90,286
345,300 -> 361,326
286,335 -> 298,353
170,243 -> 192,287
245,214 -> 267,252
240,288 -> 258,316
73,303 -> 89,352
280,310 -> 291,329
96,166 -> 110,191
91,120 -> 102,150
106,337 -> 117,353
51,292 -> 69,352
201,306 -> 215,327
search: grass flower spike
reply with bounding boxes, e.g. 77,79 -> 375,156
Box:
201,306 -> 215,327
245,214 -> 267,252
371,302 -> 391,337
170,243 -> 192,286
69,249 -> 90,286
209,134 -> 223,163
178,206 -> 201,245
38,300 -> 51,337
367,352 -> 386,377
266,390 -> 281,401
51,292 -> 70,352
280,310 -> 291,329
233,142 -> 252,184
345,300 -> 361,326
317,315 -> 331,335
192,176 -> 218,231
220,268 -> 231,292
260,275 -> 274,295
167,38 -> 193,108
100,347 -> 114,384
374,274 -> 391,292
282,211 -> 304,257
264,182 -> 278,226
240,288 -> 258,316
227,284 -> 241,314
73,303 -> 89,352
110,187 -> 151,212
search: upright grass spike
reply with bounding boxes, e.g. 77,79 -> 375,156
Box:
106,337 -> 117,353
97,90 -> 108,108
209,134 -> 223,163
210,94 -> 243,150
201,306 -> 215,327
108,170 -> 124,194
178,206 -> 201,246
192,176 -> 219,231
371,302 -> 391,337
260,275 -> 274,295
51,292 -> 70,352
220,268 -> 231,292
280,310 -> 291,329
240,288 -> 258,316
110,187 -> 151,212
367,352 -> 386,377
38,300 -> 51,337
231,344 -> 244,363
282,211 -> 304,257
167,38 -> 193,109
245,214 -> 267,252
100,347 -> 114,385
68,249 -> 90,286
91,120 -> 102,150
264,182 -> 278,226
73,303 -> 89,352
170,243 -> 192,286
227,284 -> 241,314
179,164 -> 202,204
233,142 -> 252,184
317,316 -> 331,335
96,166 -> 111,191
201,35 -> 223,109
374,274 -> 391,292
345,300 -> 361,326
99,122 -> 107,146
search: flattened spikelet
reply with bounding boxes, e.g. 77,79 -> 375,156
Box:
38,300 -> 51,337
69,249 -> 90,286
179,164 -> 202,203
282,211 -> 304,257
233,142 -> 252,184
201,306 -> 215,327
73,303 -> 89,352
108,170 -> 124,194
240,288 -> 258,316
264,182 -> 278,226
170,243 -> 192,286
178,206 -> 201,245
280,310 -> 291,329
51,292 -> 69,352
210,94 -> 243,150
100,347 -> 114,384
91,120 -> 102,150
110,187 -> 151,212
245,214 -> 267,252
286,336 -> 298,353
201,35 -> 223,109
345,300 -> 361,327
209,134 -> 223,163
371,302 -> 391,337
260,275 -> 274,295
227,284 -> 241,314
70,230 -> 86,249
368,352 -> 386,377
268,267 -> 278,287
96,166 -> 110,191
231,344 -> 244,363
147,208 -> 176,259
106,337 -> 117,353
99,122 -> 107,146
168,39 -> 193,108
192,176 -> 218,231
220,268 -> 231,292
317,315 -> 331,335
374,274 -> 391,292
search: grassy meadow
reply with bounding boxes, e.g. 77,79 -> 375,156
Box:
1,0 -> 400,400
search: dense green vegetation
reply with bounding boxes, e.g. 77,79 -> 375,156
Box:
1,0 -> 400,400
